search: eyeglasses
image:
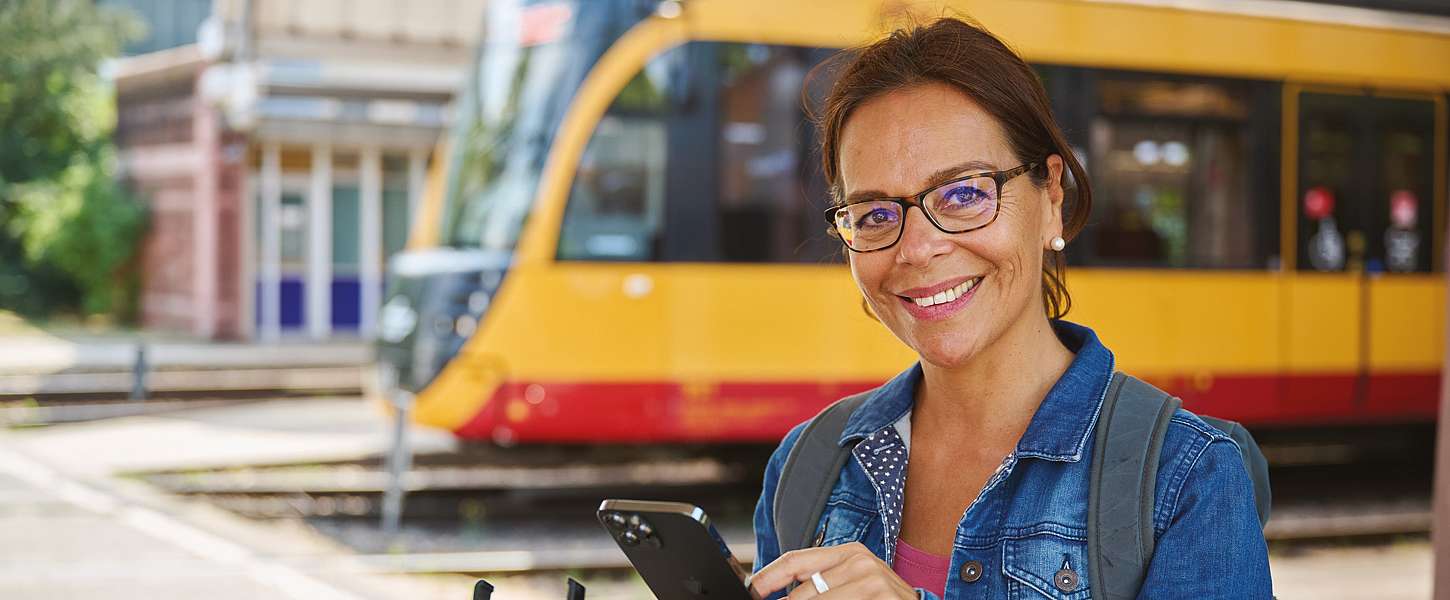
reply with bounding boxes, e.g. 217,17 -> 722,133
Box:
824,162 -> 1037,253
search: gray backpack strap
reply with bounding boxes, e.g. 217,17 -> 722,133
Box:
773,390 -> 874,554
1200,416 -> 1272,527
1088,373 -> 1180,600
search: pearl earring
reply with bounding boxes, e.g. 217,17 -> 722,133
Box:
1050,236 -> 1066,251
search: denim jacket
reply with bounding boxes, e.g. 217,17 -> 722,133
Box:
752,320 -> 1273,599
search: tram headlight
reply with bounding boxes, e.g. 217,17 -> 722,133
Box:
379,296 -> 417,343
467,290 -> 490,314
454,314 -> 478,338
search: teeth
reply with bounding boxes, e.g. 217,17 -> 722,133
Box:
909,278 -> 979,308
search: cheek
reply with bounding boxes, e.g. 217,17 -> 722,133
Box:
848,253 -> 889,300
973,228 -> 1040,299
986,204 -> 1028,276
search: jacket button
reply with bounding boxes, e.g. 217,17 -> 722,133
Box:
1054,567 -> 1079,592
959,560 -> 983,583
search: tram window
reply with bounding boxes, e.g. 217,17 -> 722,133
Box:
556,46 -> 683,262
1297,93 -> 1436,273
710,43 -> 838,263
557,42 -> 840,264
1078,76 -> 1275,269
557,115 -> 668,261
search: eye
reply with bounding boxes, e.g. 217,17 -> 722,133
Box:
940,183 -> 989,207
856,207 -> 898,228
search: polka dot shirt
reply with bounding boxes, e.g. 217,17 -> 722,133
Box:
851,412 -> 912,562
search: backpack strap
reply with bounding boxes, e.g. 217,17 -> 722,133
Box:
774,389 -> 875,554
1088,372 -> 1180,600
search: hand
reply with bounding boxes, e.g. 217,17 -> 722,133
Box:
749,542 -> 918,599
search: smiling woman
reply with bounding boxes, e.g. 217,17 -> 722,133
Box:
751,17 -> 1273,600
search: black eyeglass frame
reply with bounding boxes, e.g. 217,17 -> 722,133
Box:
824,162 -> 1039,253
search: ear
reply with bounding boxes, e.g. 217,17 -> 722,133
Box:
1041,154 -> 1066,247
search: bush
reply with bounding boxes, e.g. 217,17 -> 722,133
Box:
0,0 -> 145,321
9,149 -> 147,317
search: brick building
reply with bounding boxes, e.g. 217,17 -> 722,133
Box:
110,0 -> 485,339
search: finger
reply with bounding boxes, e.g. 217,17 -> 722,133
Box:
785,563 -> 875,600
815,571 -> 916,600
783,547 -> 883,600
784,576 -> 820,600
749,544 -> 869,598
754,547 -> 847,599
817,550 -> 886,589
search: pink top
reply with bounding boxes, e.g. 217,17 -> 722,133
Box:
893,538 -> 951,598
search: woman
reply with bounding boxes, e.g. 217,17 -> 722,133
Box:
748,18 -> 1272,600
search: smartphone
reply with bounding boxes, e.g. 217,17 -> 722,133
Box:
597,499 -> 757,600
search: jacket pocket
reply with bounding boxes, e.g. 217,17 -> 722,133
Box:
1002,531 -> 1092,600
817,498 -> 874,547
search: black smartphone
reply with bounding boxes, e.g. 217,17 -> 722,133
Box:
597,499 -> 757,600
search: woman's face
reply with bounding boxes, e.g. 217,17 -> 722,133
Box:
838,82 -> 1065,369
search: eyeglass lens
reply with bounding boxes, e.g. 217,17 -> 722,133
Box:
832,176 -> 999,251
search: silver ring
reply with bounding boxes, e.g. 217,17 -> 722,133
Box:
810,571 -> 830,594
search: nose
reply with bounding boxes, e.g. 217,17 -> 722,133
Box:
894,206 -> 954,266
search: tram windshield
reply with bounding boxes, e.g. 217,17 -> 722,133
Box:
443,0 -> 648,251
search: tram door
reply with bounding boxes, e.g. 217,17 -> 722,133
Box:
1295,90 -> 1443,422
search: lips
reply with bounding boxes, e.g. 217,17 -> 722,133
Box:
894,275 -> 983,321
906,277 -> 979,307
895,275 -> 979,301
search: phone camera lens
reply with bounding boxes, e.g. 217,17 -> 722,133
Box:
636,522 -> 654,538
628,514 -> 643,527
622,530 -> 641,546
606,512 -> 626,528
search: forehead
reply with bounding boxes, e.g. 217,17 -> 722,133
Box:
838,82 -> 1013,196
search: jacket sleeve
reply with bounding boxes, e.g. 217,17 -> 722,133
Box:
1135,436 -> 1274,599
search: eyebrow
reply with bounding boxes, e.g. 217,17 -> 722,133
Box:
842,159 -> 1000,206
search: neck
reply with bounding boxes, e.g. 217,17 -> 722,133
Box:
914,311 -> 1075,445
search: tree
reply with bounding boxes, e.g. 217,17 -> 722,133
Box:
0,0 -> 145,319
9,149 -> 147,316
0,0 -> 140,183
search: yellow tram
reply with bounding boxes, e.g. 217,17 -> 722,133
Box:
376,0 -> 1450,443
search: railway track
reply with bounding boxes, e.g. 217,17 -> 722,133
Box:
139,452 -> 764,574
0,366 -> 364,400
0,367 -> 367,427
128,436 -> 1435,576
0,339 -> 370,409
168,471 -> 1433,543
142,454 -> 761,518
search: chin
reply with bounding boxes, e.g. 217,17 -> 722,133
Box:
910,331 -> 986,369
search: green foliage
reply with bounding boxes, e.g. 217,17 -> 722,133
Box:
0,0 -> 146,320
9,149 -> 147,316
0,0 -> 143,184
0,223 -> 80,317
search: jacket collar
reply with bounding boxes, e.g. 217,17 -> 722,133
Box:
838,319 -> 1115,463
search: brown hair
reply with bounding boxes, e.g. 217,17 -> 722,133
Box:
812,17 -> 1091,319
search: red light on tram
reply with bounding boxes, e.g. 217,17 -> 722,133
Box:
1303,186 -> 1335,220
1390,189 -> 1418,229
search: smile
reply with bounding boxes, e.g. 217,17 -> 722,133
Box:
907,277 -> 981,308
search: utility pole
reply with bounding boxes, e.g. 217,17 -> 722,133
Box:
1432,213 -> 1450,599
